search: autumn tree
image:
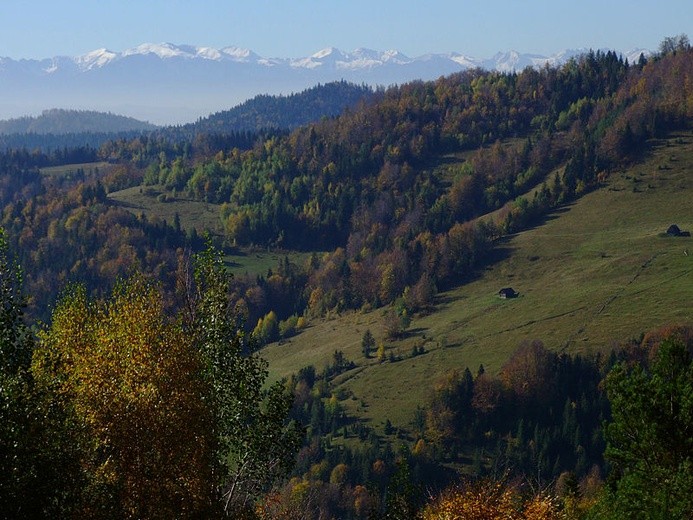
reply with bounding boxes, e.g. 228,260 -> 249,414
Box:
383,304 -> 411,340
253,310 -> 280,345
420,479 -> 561,519
33,278 -> 214,518
425,369 -> 474,456
500,340 -> 555,407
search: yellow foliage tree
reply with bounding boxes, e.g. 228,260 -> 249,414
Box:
329,463 -> 349,485
376,341 -> 386,362
33,278 -> 213,518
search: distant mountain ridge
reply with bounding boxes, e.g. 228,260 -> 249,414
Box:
35,43 -> 648,73
0,109 -> 157,135
0,43 -> 651,125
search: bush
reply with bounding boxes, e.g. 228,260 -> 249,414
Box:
279,315 -> 300,339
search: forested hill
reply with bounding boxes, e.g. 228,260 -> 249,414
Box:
0,109 -> 157,135
106,46 -> 690,331
156,47 -> 689,254
171,81 -> 375,136
0,109 -> 159,151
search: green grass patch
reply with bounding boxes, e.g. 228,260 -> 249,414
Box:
225,249 -> 319,278
108,185 -> 224,233
109,185 -> 321,278
40,161 -> 112,178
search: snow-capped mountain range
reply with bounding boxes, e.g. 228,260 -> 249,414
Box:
0,43 -> 650,125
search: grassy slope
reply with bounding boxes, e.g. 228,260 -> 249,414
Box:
262,131 -> 693,432
108,185 -> 224,233
108,185 -> 319,277
225,249 -> 318,278
40,161 -> 112,178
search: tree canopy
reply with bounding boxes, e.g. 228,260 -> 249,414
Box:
602,336 -> 693,518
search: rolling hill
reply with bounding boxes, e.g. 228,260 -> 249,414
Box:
177,81 -> 375,134
0,108 -> 157,134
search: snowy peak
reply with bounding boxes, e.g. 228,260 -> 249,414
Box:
120,43 -> 243,61
623,48 -> 650,63
71,43 -> 264,69
221,46 -> 259,62
288,48 -> 417,71
29,43 -> 654,74
381,50 -> 411,63
76,48 -> 118,70
122,42 -> 187,59
290,47 -> 348,69
488,50 -> 546,72
311,47 -> 344,60
448,52 -> 479,68
348,48 -> 412,65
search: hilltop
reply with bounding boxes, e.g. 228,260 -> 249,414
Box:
177,81 -> 375,134
0,108 -> 157,135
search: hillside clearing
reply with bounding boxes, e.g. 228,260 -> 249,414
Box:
40,161 -> 112,178
108,185 -> 223,233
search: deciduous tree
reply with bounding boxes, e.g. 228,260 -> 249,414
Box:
184,245 -> 303,515
34,278 -> 214,518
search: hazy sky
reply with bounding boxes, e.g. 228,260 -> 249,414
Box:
1,0 -> 690,59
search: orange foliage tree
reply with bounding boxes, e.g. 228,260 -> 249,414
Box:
421,479 -> 561,520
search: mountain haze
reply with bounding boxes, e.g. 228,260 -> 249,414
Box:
0,83 -> 376,150
0,43 -> 650,125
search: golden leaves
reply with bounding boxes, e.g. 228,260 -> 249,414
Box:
33,277 -> 213,518
421,480 -> 561,520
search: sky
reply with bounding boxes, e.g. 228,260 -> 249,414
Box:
0,0 -> 691,60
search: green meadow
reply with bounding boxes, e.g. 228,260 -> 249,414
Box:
108,185 -> 319,277
108,185 -> 224,233
40,161 -> 111,178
